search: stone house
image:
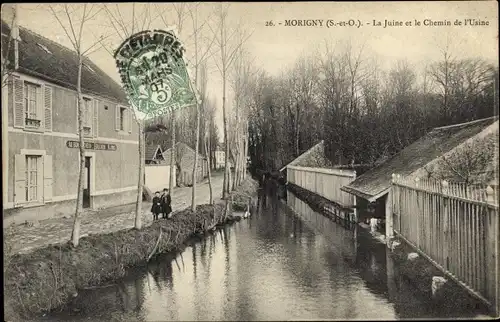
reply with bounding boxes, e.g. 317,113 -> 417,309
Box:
162,142 -> 208,186
2,17 -> 138,225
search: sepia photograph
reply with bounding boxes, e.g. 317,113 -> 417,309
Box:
2,1 -> 499,321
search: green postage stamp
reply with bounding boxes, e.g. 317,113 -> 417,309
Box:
114,29 -> 197,120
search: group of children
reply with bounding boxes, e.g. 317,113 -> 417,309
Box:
151,188 -> 172,221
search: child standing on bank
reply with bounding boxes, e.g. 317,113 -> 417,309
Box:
161,188 -> 172,219
151,191 -> 162,221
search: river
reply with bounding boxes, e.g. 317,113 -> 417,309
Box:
43,190 -> 487,321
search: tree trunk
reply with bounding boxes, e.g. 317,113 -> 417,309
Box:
222,69 -> 229,199
71,56 -> 85,247
238,138 -> 243,185
238,129 -> 243,186
228,160 -> 232,193
231,148 -> 238,191
239,132 -> 244,184
191,101 -> 200,211
295,112 -> 300,157
135,120 -> 144,229
169,110 -> 176,191
243,123 -> 248,180
205,127 -> 213,204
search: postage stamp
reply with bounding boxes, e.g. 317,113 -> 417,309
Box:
114,29 -> 197,119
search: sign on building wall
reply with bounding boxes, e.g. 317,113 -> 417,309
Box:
66,141 -> 117,151
114,29 -> 198,120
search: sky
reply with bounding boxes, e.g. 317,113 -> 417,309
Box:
12,2 -> 499,139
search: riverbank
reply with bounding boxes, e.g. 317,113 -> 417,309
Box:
4,177 -> 259,320
389,236 -> 490,315
282,179 -> 492,316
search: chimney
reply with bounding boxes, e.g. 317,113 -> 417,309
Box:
12,4 -> 19,70
1,3 -> 19,70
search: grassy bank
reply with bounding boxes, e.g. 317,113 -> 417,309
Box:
230,177 -> 260,211
4,177 -> 258,320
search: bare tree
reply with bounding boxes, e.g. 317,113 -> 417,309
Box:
1,5 -> 18,87
186,3 -> 217,211
246,37 -> 497,176
204,97 -> 216,204
49,4 -> 109,246
101,3 -> 161,230
289,54 -> 319,157
154,3 -> 189,194
425,132 -> 497,185
229,44 -> 255,189
428,40 -> 456,124
209,3 -> 252,199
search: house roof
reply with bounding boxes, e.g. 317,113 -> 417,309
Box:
1,20 -> 128,105
163,142 -> 207,160
341,117 -> 499,201
279,140 -> 324,172
145,144 -> 163,161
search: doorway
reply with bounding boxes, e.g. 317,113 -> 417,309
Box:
83,156 -> 91,208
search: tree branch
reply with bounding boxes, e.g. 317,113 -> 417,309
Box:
115,4 -> 129,35
82,32 -> 114,56
63,4 -> 79,48
103,5 -> 127,40
227,29 -> 254,68
49,5 -> 78,51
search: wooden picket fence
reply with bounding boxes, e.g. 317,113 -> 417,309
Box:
286,165 -> 357,208
392,174 -> 499,314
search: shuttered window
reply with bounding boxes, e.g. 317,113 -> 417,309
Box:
83,97 -> 93,137
115,105 -> 133,134
12,76 -> 52,131
23,82 -> 42,128
14,152 -> 52,206
25,85 -> 37,119
119,107 -> 126,131
25,155 -> 40,202
43,85 -> 53,131
93,100 -> 99,138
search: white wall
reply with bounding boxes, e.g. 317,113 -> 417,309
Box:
287,165 -> 357,207
145,165 -> 175,192
215,150 -> 225,168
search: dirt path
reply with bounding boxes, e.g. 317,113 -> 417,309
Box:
5,173 -> 225,255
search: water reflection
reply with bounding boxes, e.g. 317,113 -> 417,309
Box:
46,190 -> 486,321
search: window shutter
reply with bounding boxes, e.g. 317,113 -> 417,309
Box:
13,77 -> 25,128
43,155 -> 53,202
44,85 -> 53,131
36,85 -> 44,128
14,154 -> 26,206
93,100 -> 99,137
128,108 -> 133,133
115,105 -> 120,131
37,156 -> 44,203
